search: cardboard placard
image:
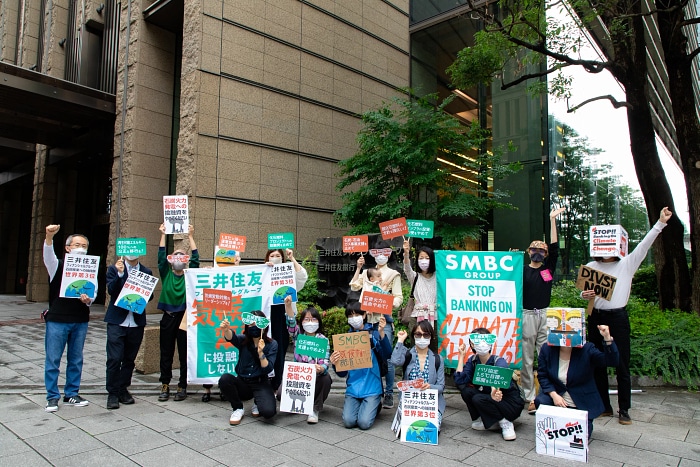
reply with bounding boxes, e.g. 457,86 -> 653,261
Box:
536,405 -> 588,463
295,334 -> 329,360
400,389 -> 439,445
343,235 -> 369,253
116,237 -> 147,256
360,290 -> 393,315
114,269 -> 158,314
59,254 -> 100,299
576,265 -> 617,314
472,364 -> 514,389
589,224 -> 628,259
407,219 -> 434,239
202,288 -> 232,313
219,233 -> 247,252
397,378 -> 425,392
379,217 -> 409,240
280,362 -> 316,415
332,331 -> 372,371
546,308 -> 585,348
268,232 -> 295,250
163,195 -> 189,234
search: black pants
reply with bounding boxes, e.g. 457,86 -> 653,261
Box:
269,304 -> 289,390
219,373 -> 276,419
159,311 -> 187,388
587,308 -> 631,411
106,324 -> 144,396
460,386 -> 522,429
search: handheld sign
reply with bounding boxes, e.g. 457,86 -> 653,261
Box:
269,263 -> 298,304
59,254 -> 100,299
546,308 -> 585,348
219,233 -> 247,252
379,217 -> 409,240
472,364 -> 514,389
214,245 -> 238,267
343,235 -> 369,253
332,331 -> 372,371
114,270 -> 158,313
268,232 -> 295,250
116,237 -> 147,256
575,265 -> 617,314
360,290 -> 393,315
468,333 -> 497,346
280,362 -> 316,415
163,195 -> 189,234
241,312 -> 270,329
295,334 -> 328,360
167,254 -> 190,264
589,224 -> 628,259
400,389 -> 439,445
396,378 -> 424,392
407,219 -> 434,239
202,288 -> 233,314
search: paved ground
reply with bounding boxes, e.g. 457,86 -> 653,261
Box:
0,294 -> 699,466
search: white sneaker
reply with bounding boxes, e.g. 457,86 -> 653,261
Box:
251,404 -> 260,417
499,418 -> 516,441
471,417 -> 486,430
229,408 -> 244,425
307,411 -> 319,424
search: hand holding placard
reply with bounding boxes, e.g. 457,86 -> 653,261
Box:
576,265 -> 618,314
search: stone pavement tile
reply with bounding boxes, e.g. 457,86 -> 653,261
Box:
68,410 -> 139,436
120,402 -> 200,432
335,432 -> 421,465
284,416 -> 362,444
272,436 -> 361,466
636,433 -> 700,461
229,417 -> 303,447
523,449 -> 623,466
461,447 -> 537,466
52,447 -> 139,467
146,397 -> 218,416
686,428 -> 700,444
0,449 -> 53,466
0,397 -> 44,423
12,349 -> 44,361
404,434 -> 481,461
661,392 -> 700,410
204,438 -> 306,466
161,422 -> 241,451
261,410 -> 318,428
396,451 -> 479,467
95,425 -> 175,456
0,428 -> 32,457
448,420 -> 534,457
651,413 -> 700,428
589,422 -> 641,447
53,399 -> 104,420
591,439 -> 680,465
129,440 -> 220,467
624,407 -> 656,423
336,457 -> 391,467
679,459 -> 700,467
619,418 -> 689,441
0,369 -> 33,386
317,401 -> 345,425
651,403 -> 698,420
188,406 -> 245,426
24,426 -> 106,460
4,412 -> 75,438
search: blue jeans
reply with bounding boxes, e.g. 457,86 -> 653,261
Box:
343,394 -> 382,430
373,322 -> 394,396
45,321 -> 88,400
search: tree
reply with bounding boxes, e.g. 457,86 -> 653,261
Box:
334,93 -> 521,248
446,0 -> 694,311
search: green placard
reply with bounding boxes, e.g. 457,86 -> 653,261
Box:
472,364 -> 514,389
116,238 -> 147,256
241,312 -> 270,329
268,232 -> 295,249
295,334 -> 328,359
407,219 -> 434,238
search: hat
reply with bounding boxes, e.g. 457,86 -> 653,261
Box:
528,240 -> 548,254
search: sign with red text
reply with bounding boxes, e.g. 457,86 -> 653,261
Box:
163,195 -> 189,234
536,405 -> 588,463
342,235 -> 369,253
280,362 -> 316,415
397,378 -> 424,392
379,217 -> 409,240
332,331 -> 372,371
589,224 -> 628,259
360,290 -> 393,315
268,263 -> 297,304
59,254 -> 100,299
202,288 -> 232,313
400,389 -> 439,445
114,269 -> 158,314
219,233 -> 247,252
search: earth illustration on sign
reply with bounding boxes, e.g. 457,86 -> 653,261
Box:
215,249 -> 238,263
405,420 -> 438,444
272,286 -> 297,304
116,294 -> 147,313
64,280 -> 96,298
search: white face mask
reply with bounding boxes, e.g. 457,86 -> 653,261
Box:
418,259 -> 430,271
415,338 -> 431,349
374,254 -> 388,266
302,321 -> 319,334
473,342 -> 491,356
125,255 -> 139,261
71,247 -> 87,255
172,261 -> 186,271
269,256 -> 283,265
348,316 -> 364,329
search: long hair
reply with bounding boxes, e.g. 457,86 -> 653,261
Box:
265,249 -> 286,262
414,246 -> 436,274
413,320 -> 436,347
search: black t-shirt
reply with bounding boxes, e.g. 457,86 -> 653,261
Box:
522,242 -> 559,310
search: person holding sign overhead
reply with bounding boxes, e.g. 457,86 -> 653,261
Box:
218,310 -> 278,425
454,328 -> 523,441
581,207 -> 673,425
104,251 -> 154,409
283,296 -> 332,423
42,225 -> 94,412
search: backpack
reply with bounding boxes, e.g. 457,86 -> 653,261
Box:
402,351 -> 441,378
371,336 -> 389,377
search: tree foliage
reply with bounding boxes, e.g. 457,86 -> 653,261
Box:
334,93 -> 521,248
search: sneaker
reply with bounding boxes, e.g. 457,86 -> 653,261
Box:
598,410 -> 613,418
471,417 -> 486,430
45,398 -> 59,413
63,395 -> 89,407
107,395 -> 120,410
229,408 -> 245,425
251,404 -> 260,417
119,390 -> 135,405
158,384 -> 170,401
382,393 -> 394,409
618,409 -> 632,425
499,418 -> 516,441
174,386 -> 187,401
307,411 -> 319,424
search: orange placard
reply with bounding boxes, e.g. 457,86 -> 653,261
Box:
379,217 -> 408,240
218,233 -> 247,252
332,331 -> 372,371
343,235 -> 369,253
202,288 -> 232,313
360,291 -> 393,315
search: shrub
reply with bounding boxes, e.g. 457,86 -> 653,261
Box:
320,306 -> 349,351
296,247 -> 326,305
631,264 -> 658,303
549,280 -> 588,308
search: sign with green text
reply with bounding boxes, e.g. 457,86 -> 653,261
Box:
407,219 -> 434,239
472,364 -> 514,389
268,232 -> 295,249
295,334 -> 329,359
116,238 -> 147,256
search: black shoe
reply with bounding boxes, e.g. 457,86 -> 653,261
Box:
382,394 -> 394,409
119,390 -> 135,405
107,395 -> 120,410
618,409 -> 632,425
201,392 -> 211,402
174,386 -> 187,401
220,392 -> 227,402
158,384 -> 170,401
63,395 -> 89,407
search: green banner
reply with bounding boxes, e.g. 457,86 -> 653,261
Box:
268,232 -> 295,249
241,312 -> 271,329
436,251 -> 523,369
116,237 -> 147,256
472,364 -> 514,389
295,334 -> 329,359
407,219 -> 434,238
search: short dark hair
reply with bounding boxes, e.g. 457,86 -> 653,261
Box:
298,306 -> 324,334
344,301 -> 365,318
413,320 -> 436,345
265,249 -> 286,262
242,310 -> 272,344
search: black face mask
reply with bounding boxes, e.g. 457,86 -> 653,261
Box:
530,252 -> 545,263
247,326 -> 261,338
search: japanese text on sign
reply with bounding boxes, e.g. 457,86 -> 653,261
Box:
379,217 -> 409,240
342,235 -> 369,253
360,291 -> 393,315
163,195 -> 189,234
218,233 -> 247,252
332,331 -> 372,371
472,364 -> 514,389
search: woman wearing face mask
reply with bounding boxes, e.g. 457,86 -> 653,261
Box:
264,248 -> 308,392
402,241 -> 437,352
218,310 -> 278,425
454,328 -> 523,441
157,223 -> 199,403
390,321 -> 445,435
281,296 -> 332,423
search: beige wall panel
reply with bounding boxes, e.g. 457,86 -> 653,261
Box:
219,139 -> 262,165
198,135 -> 218,157
203,0 -> 221,18
196,175 -> 217,197
264,0 -> 301,45
224,0 -> 265,31
199,91 -> 220,118
299,101 -> 334,125
133,108 -> 174,138
199,113 -> 220,135
258,148 -> 297,171
200,72 -> 222,96
127,199 -> 165,222
215,199 -> 261,227
136,87 -> 173,116
130,173 -> 171,200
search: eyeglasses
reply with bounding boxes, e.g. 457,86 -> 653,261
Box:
413,332 -> 431,339
302,318 -> 318,323
70,243 -> 88,248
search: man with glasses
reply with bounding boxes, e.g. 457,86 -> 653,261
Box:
42,225 -> 93,412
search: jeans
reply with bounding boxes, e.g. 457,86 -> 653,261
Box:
373,322 -> 394,396
44,321 -> 88,400
106,324 -> 144,396
343,394 -> 382,430
159,311 -> 187,388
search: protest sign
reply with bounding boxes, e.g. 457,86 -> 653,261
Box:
214,245 -> 238,267
116,238 -> 147,256
269,263 -> 297,304
268,232 -> 295,250
379,217 -> 409,240
468,333 -> 497,346
219,233 -> 247,252
400,389 -> 439,445
203,288 -> 232,314
407,219 -> 434,239
332,331 -> 372,371
114,269 -> 158,314
163,195 -> 189,234
360,290 -> 393,315
575,265 -> 617,314
184,265 -> 272,384
536,405 -> 588,463
342,235 -> 369,253
589,224 -> 628,259
59,254 -> 100,299
437,251 -> 523,368
546,308 -> 585,347
280,362 -> 316,415
295,334 -> 328,360
472,364 -> 514,389
397,378 -> 424,392
241,312 -> 270,329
